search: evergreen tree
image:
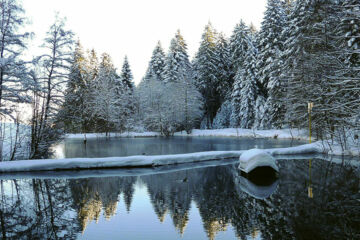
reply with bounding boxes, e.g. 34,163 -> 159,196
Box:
215,33 -> 232,101
90,53 -> 121,134
229,23 -> 254,128
119,56 -> 135,130
145,41 -> 166,82
256,0 -> 286,91
164,30 -> 191,83
193,22 -> 220,128
255,0 -> 286,129
120,56 -> 134,90
261,1 -> 289,128
87,49 -> 99,82
229,20 -> 251,79
237,40 -> 258,129
280,0 -> 340,136
62,41 -> 89,133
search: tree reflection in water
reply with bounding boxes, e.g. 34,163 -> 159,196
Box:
0,159 -> 359,239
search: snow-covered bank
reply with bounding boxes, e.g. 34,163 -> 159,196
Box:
65,128 -> 307,140
0,143 -> 328,173
66,131 -> 160,139
175,128 -> 309,140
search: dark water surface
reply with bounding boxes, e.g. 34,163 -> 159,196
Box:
0,137 -> 359,239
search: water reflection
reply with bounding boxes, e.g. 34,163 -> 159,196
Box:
0,159 -> 359,239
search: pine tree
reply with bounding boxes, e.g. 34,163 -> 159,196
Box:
164,30 -> 191,83
119,56 -> 135,130
229,20 -> 251,79
62,41 -> 89,133
193,22 -> 220,128
280,0 -> 340,136
255,0 -> 286,129
90,53 -> 121,134
215,33 -> 232,101
120,56 -> 134,90
145,41 -> 166,82
229,23 -> 254,128
237,40 -> 258,129
138,31 -> 202,135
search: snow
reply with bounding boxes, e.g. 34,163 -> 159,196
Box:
65,128 -> 308,140
0,151 -> 243,173
66,131 -> 160,139
239,149 -> 279,173
175,128 -> 309,140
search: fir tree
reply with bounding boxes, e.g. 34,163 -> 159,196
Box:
120,56 -> 134,90
193,22 -> 220,128
237,40 -> 258,129
229,20 -> 251,79
254,0 -> 286,129
119,56 -> 135,130
280,0 -> 340,135
145,41 -> 166,82
215,33 -> 232,101
62,41 -> 89,133
164,30 -> 191,83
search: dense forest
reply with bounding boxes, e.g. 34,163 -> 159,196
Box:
0,0 -> 359,160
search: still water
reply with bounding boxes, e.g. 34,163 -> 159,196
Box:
0,137 -> 359,239
53,136 -> 304,158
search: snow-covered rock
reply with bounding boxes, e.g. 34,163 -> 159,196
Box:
239,149 -> 279,173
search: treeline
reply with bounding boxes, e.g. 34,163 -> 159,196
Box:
137,0 -> 360,143
1,0 -> 359,160
60,44 -> 135,137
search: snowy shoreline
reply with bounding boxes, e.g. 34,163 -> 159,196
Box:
65,128 -> 308,140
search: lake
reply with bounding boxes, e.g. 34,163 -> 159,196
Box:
0,137 -> 359,239
52,136 -> 304,159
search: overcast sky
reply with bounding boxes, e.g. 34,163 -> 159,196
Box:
23,0 -> 267,84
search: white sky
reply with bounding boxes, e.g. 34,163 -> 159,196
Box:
23,0 -> 267,84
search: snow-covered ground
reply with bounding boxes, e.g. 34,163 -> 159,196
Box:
66,131 -> 160,139
175,128 -> 309,140
66,128 -> 308,140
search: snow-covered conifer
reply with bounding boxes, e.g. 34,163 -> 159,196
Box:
164,30 -> 191,83
145,41 -> 166,82
193,22 -> 220,128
